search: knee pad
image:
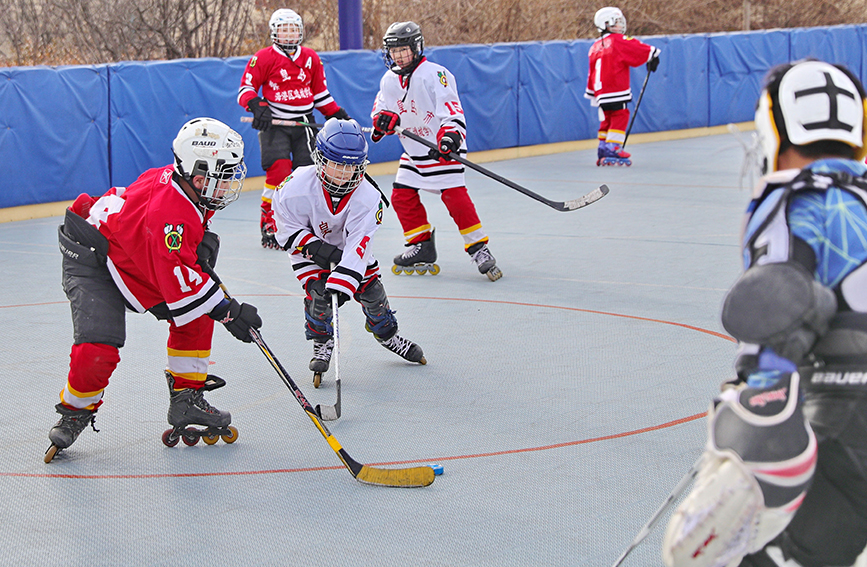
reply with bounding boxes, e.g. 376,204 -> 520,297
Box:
304,277 -> 332,339
356,278 -> 397,338
663,372 -> 817,567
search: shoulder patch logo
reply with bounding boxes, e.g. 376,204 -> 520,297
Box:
437,71 -> 448,88
164,223 -> 184,252
250,56 -> 257,67
375,202 -> 383,225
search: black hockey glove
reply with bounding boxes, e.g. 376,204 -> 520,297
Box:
196,230 -> 220,271
437,130 -> 462,156
372,110 -> 400,142
210,299 -> 262,343
328,108 -> 350,121
330,290 -> 350,308
647,54 -> 660,73
247,96 -> 272,131
301,239 -> 343,269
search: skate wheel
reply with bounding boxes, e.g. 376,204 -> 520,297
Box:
221,426 -> 239,444
402,267 -> 415,275
161,429 -> 180,447
429,264 -> 441,275
391,264 -> 403,275
313,372 -> 322,389
202,432 -> 220,445
44,444 -> 59,463
182,430 -> 199,446
416,266 -> 428,275
486,266 -> 503,282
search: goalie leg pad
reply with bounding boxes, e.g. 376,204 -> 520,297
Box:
663,372 -> 817,567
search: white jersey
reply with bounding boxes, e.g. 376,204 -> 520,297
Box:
372,58 -> 467,192
272,166 -> 385,296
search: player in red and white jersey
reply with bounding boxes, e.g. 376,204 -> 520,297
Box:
273,119 -> 425,378
238,8 -> 350,250
370,21 -> 502,282
45,118 -> 262,460
585,7 -> 660,166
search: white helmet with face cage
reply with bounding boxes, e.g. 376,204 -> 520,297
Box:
270,9 -> 303,55
594,7 -> 626,34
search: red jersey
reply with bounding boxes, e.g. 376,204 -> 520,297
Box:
584,33 -> 659,106
72,166 -> 223,326
238,45 -> 340,120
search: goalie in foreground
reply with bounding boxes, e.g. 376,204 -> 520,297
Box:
663,60 -> 867,567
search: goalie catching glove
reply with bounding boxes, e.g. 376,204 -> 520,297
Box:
210,298 -> 262,343
662,371 -> 817,567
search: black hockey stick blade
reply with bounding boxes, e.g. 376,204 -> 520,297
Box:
393,125 -> 608,212
315,290 -> 342,421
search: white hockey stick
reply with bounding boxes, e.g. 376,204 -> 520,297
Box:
315,289 -> 341,421
611,456 -> 702,567
240,116 -> 373,132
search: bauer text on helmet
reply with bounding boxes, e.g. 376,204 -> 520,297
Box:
595,7 -> 626,34
172,117 -> 247,211
755,59 -> 867,174
270,9 -> 303,54
313,119 -> 369,197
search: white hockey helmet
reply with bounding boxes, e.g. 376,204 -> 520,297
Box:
172,117 -> 247,211
269,9 -> 303,54
594,7 -> 626,34
755,59 -> 867,174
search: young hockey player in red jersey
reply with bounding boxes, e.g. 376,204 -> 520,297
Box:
45,118 -> 263,462
370,21 -> 503,282
585,7 -> 660,166
238,8 -> 350,250
272,119 -> 426,384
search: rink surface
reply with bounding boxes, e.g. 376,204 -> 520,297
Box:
0,133 -> 750,566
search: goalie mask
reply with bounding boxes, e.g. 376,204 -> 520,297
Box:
172,117 -> 246,211
269,9 -> 303,55
594,7 -> 626,35
382,21 -> 424,76
312,118 -> 369,197
755,59 -> 867,174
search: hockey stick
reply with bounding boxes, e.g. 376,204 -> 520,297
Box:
240,116 -> 373,132
203,265 -> 434,487
621,70 -> 651,150
393,125 -> 609,212
611,456 -> 701,567
314,277 -> 341,421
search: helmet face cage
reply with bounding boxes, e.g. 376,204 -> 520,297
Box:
173,118 -> 247,211
594,7 -> 626,34
313,118 -> 369,197
382,21 -> 424,75
270,9 -> 303,52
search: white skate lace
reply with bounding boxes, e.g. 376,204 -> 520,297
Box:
399,243 -> 422,260
312,338 -> 334,361
471,246 -> 494,268
382,335 -> 412,357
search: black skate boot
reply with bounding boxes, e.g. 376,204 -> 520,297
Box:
261,201 -> 280,250
162,371 -> 238,447
598,142 -> 631,167
44,403 -> 99,463
392,229 -> 440,275
468,242 -> 503,281
376,333 -> 427,364
309,337 -> 334,388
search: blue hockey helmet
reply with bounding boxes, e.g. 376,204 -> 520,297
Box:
313,118 -> 369,196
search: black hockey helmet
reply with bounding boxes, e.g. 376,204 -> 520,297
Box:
382,21 -> 424,76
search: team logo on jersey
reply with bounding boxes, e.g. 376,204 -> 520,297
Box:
164,223 -> 184,253
249,56 -> 257,68
319,221 -> 331,236
375,202 -> 383,225
437,71 -> 448,87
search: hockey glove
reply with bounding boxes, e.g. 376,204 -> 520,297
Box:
328,108 -> 350,121
372,110 -> 400,143
196,230 -> 220,271
247,96 -> 273,131
647,54 -> 660,73
437,130 -> 462,156
301,239 -> 343,270
210,299 -> 262,343
329,290 -> 350,308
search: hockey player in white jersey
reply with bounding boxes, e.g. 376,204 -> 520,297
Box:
272,118 -> 426,378
370,21 -> 502,281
